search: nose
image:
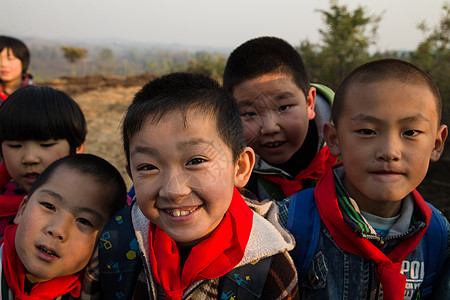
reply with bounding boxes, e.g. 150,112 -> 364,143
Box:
159,170 -> 192,203
46,216 -> 71,242
21,146 -> 40,165
376,134 -> 401,162
260,111 -> 280,135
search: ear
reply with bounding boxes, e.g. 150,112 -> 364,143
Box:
14,196 -> 29,224
234,147 -> 255,188
126,163 -> 132,180
323,122 -> 341,157
430,124 -> 448,162
307,86 -> 316,120
76,142 -> 86,154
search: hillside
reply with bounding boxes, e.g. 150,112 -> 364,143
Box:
41,75 -> 450,220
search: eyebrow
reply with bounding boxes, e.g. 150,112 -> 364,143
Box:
237,100 -> 255,108
131,138 -> 213,157
351,113 -> 430,123
38,189 -> 104,220
131,145 -> 159,157
179,137 -> 211,148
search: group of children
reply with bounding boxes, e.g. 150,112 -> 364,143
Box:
0,35 -> 448,299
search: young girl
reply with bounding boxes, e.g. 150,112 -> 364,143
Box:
0,86 -> 86,236
0,36 -> 34,102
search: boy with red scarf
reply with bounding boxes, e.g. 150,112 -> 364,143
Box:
299,59 -> 449,299
94,73 -> 299,299
222,36 -> 337,225
0,154 -> 127,299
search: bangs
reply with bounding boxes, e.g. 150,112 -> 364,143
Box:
0,110 -> 73,142
0,86 -> 86,148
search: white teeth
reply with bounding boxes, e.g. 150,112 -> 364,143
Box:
266,142 -> 282,148
167,209 -> 196,217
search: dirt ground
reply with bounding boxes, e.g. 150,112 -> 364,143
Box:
41,75 -> 450,220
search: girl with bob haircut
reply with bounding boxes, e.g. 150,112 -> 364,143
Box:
0,85 -> 87,236
0,36 -> 34,101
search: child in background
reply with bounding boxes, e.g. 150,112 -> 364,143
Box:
1,153 -> 127,299
293,59 -> 449,299
0,86 -> 86,236
0,36 -> 34,102
96,73 -> 299,299
222,36 -> 337,225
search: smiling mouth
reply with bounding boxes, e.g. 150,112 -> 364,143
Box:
165,206 -> 200,217
264,141 -> 284,148
38,246 -> 59,258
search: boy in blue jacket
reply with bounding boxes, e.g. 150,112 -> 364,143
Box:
293,59 -> 449,299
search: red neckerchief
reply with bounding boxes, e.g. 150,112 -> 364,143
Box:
1,225 -> 82,299
1,74 -> 35,103
0,89 -> 7,101
260,146 -> 338,197
148,187 -> 253,300
315,166 -> 432,300
0,162 -> 25,219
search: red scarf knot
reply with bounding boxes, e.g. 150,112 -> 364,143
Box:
148,187 -> 253,300
260,146 -> 338,197
315,166 -> 431,300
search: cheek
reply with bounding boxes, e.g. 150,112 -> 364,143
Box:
284,118 -> 308,141
136,195 -> 159,221
71,234 -> 98,264
242,121 -> 260,142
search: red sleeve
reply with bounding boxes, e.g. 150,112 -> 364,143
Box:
0,162 -> 12,187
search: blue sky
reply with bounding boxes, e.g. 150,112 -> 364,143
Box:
1,0 -> 448,51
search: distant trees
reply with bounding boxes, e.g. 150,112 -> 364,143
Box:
184,52 -> 226,82
410,4 -> 450,104
297,0 -> 381,88
61,46 -> 88,76
97,48 -> 115,75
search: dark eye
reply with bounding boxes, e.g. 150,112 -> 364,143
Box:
187,157 -> 206,165
41,202 -> 55,211
358,129 -> 376,135
77,218 -> 93,227
41,143 -> 56,148
7,144 -> 21,149
137,164 -> 157,171
241,111 -> 257,118
278,105 -> 291,112
404,130 -> 420,137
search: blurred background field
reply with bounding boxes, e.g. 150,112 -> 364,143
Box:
30,1 -> 450,219
41,74 -> 450,220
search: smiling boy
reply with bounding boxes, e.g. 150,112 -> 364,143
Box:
97,73 -> 299,299
223,36 -> 337,225
293,59 -> 449,299
0,154 -> 127,299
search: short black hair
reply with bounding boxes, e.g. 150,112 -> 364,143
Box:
0,36 -> 30,74
0,86 -> 87,154
123,72 -> 246,163
28,154 -> 127,216
333,58 -> 442,127
223,36 -> 310,97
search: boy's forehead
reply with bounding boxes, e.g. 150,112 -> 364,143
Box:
130,109 -> 226,148
347,79 -> 438,106
140,108 -> 215,128
233,73 -> 299,100
343,80 -> 440,119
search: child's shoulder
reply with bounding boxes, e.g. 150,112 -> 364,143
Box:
244,197 -> 295,257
